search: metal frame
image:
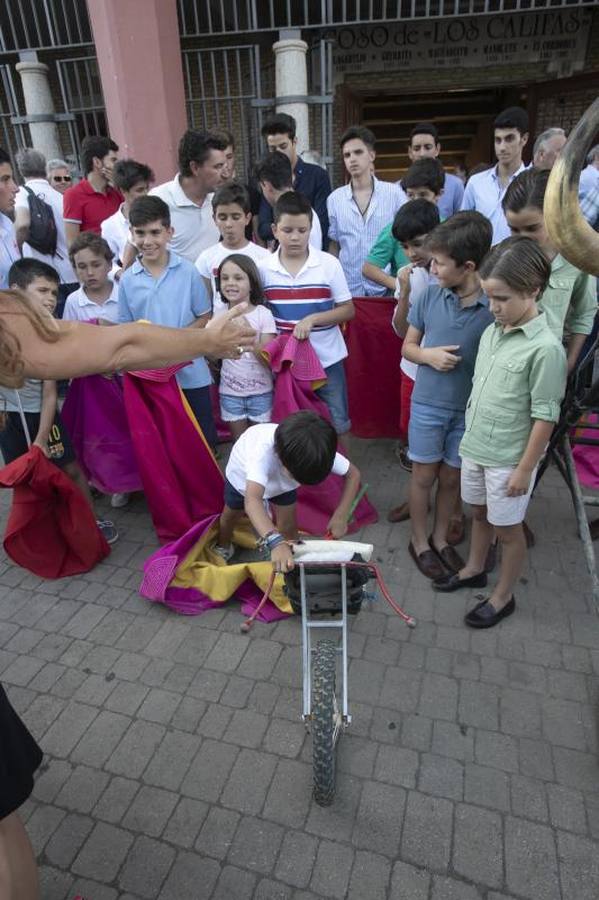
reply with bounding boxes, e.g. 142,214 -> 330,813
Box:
55,55 -> 107,168
299,563 -> 351,727
0,64 -> 29,165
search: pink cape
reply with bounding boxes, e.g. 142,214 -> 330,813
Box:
61,374 -> 143,494
572,413 -> 599,489
122,365 -> 224,543
263,334 -> 378,534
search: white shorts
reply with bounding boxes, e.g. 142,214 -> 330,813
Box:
460,457 -> 537,527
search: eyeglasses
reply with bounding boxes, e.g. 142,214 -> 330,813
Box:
51,175 -> 72,183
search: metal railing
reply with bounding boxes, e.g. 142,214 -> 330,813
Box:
0,0 -> 92,54
0,64 -> 29,165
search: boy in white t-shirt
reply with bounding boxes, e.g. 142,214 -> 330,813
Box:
101,159 -> 154,267
195,182 -> 270,316
216,411 -> 361,570
63,233 -> 119,323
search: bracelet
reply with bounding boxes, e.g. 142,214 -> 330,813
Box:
259,530 -> 284,551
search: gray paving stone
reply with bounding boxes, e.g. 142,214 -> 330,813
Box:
346,850 -> 390,900
304,775 -> 362,842
458,680 -> 499,730
55,764 -> 110,814
41,701 -> 99,758
187,668 -> 228,702
475,729 -> 519,772
431,876 -> 484,899
22,804 -> 66,855
275,830 -> 318,888
64,603 -> 109,639
2,653 -> 45,686
247,681 -> 280,716
105,719 -> 166,778
163,797 -> 208,848
558,830 -> 599,900
374,744 -> 418,788
50,667 -> 88,700
547,784 -> 587,833
263,717 -> 306,758
228,814 -> 284,873
181,738 -> 239,803
262,758 -> 312,828
511,774 -> 549,822
379,665 -> 421,712
453,803 -> 503,888
204,632 -> 250,672
464,763 -> 510,812
38,866 -> 74,900
418,672 -> 458,721
254,878 -> 292,900
389,860 -> 430,900
236,638 -> 282,679
401,713 -> 433,751
102,679 -> 149,715
336,734 -> 378,778
518,737 -> 555,781
24,694 -> 67,741
93,775 -> 139,824
142,729 -> 201,791
223,708 -> 269,748
418,753 -> 464,801
352,780 -> 405,856
32,758 -> 72,804
400,791 -> 453,872
72,822 -> 134,883
169,695 -> 207,733
137,687 -> 181,725
553,746 -> 599,791
432,720 -> 474,761
45,812 -> 94,868
118,835 -> 176,898
310,840 -> 354,900
211,865 -> 256,900
542,697 -> 587,750
157,851 -> 220,900
197,701 -> 234,738
220,674 -> 257,709
196,806 -> 240,859
111,650 -> 149,681
505,816 -> 560,900
122,784 -> 179,837
70,709 -> 131,767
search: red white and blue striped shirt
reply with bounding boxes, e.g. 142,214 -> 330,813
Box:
259,246 -> 352,368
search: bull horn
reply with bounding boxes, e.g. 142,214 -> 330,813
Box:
544,97 -> 599,277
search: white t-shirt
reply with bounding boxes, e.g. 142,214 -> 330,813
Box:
0,213 -> 19,290
150,175 -> 219,263
219,304 -> 277,397
225,422 -> 350,499
101,205 -> 129,264
14,178 -> 76,284
62,281 -> 120,323
195,240 -> 271,316
394,267 -> 438,381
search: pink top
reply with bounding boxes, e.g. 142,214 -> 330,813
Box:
220,304 -> 277,397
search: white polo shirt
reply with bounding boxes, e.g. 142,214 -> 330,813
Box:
0,213 -> 19,290
195,240 -> 271,316
62,280 -> 119,323
14,178 -> 76,284
150,175 -> 219,263
101,205 -> 129,264
259,245 -> 352,369
460,162 -> 527,244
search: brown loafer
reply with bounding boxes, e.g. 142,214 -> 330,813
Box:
429,536 -> 465,574
409,541 -> 446,580
387,502 -> 410,523
447,514 -> 466,546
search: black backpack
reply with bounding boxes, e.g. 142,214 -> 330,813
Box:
24,186 -> 58,257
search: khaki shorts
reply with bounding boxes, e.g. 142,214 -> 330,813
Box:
461,457 -> 537,527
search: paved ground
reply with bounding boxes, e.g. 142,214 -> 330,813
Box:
2,437 -> 599,900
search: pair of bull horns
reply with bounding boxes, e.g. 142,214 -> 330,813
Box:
544,97 -> 599,277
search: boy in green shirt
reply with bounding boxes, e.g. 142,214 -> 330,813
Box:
435,236 -> 567,628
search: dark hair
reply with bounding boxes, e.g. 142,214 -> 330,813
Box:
214,128 -> 235,149
273,191 -> 313,225
274,411 -> 337,485
8,258 -> 60,289
80,136 -> 118,176
494,106 -> 529,136
427,211 -> 493,268
479,235 -> 551,296
255,152 -> 293,191
502,167 -> 549,214
178,129 -> 228,178
261,113 -> 296,141
212,181 -> 251,214
0,148 -> 10,166
340,126 -> 376,150
129,195 -> 171,228
392,199 -> 440,244
112,158 -> 154,193
401,158 -> 445,195
409,122 -> 439,144
69,231 -> 114,266
216,253 -> 264,306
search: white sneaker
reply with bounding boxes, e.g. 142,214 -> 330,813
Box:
214,543 -> 234,562
111,492 -> 130,508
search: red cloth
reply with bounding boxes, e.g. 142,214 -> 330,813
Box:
263,334 -> 378,534
399,369 -> 415,443
344,297 -> 403,438
123,365 -> 224,543
0,445 -> 110,578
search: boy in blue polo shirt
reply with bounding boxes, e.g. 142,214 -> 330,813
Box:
118,195 -> 216,447
402,211 -> 493,580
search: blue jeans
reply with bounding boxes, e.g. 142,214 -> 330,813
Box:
315,360 -> 351,434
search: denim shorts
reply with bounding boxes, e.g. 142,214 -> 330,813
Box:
223,478 -> 296,511
408,401 -> 465,469
315,360 -> 351,434
220,391 -> 273,424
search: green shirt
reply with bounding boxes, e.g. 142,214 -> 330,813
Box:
460,313 -> 567,467
538,253 -> 597,339
365,223 -> 408,280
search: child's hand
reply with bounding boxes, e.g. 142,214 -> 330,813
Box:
396,264 -> 413,298
506,466 -> 533,497
293,316 -> 315,340
326,514 -> 348,539
426,346 -> 462,371
271,542 -> 294,573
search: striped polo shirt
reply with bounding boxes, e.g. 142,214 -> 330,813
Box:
259,246 -> 352,369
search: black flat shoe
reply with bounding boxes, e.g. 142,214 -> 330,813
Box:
433,571 -> 487,592
465,596 -> 516,629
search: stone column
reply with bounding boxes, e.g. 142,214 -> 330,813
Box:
87,0 -> 187,183
15,58 -> 62,161
273,32 -> 310,154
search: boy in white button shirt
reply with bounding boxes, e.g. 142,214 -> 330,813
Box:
63,233 -> 119,324
216,411 -> 361,570
101,159 -> 153,266
195,182 -> 270,316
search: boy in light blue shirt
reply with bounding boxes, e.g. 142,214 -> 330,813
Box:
118,195 -> 216,447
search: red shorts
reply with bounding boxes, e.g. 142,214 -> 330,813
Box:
399,370 -> 415,443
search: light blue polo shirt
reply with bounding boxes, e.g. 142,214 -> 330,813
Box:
118,250 -> 211,389
408,284 -> 493,412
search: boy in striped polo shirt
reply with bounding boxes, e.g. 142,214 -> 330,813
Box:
259,192 -> 355,436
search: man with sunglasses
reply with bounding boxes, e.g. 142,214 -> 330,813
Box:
46,159 -> 73,195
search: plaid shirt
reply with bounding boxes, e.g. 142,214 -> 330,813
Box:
580,183 -> 599,227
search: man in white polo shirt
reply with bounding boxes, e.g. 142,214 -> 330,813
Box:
0,148 -> 19,290
150,130 -> 228,263
461,107 -> 529,244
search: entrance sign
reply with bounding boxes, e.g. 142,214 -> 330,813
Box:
328,9 -> 591,74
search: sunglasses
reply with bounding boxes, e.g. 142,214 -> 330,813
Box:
51,175 -> 72,183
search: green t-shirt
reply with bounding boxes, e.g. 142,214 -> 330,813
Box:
460,313 -> 567,468
365,222 -> 408,277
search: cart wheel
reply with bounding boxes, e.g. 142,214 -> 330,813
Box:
312,639 -> 339,807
